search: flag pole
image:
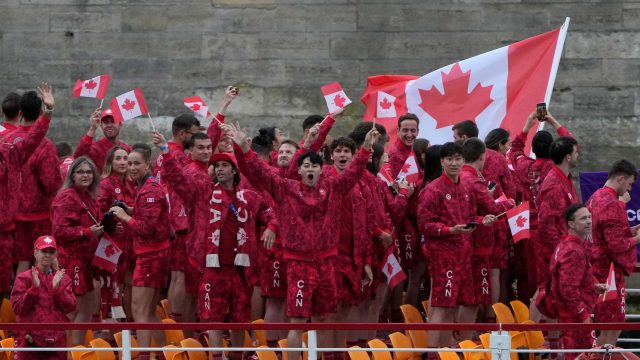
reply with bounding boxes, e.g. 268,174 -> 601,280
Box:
372,117 -> 377,128
147,113 -> 157,132
99,98 -> 104,109
496,210 -> 508,218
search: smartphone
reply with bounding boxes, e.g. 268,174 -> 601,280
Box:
487,181 -> 497,191
231,86 -> 239,95
464,221 -> 479,230
536,102 -> 547,121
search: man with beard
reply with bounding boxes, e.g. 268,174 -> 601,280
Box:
74,108 -> 132,173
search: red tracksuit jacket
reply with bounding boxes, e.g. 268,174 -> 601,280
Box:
97,175 -> 136,250
587,186 -> 637,278
388,138 -> 412,179
550,234 -> 597,321
154,141 -> 190,233
73,135 -> 132,173
125,176 -> 171,255
236,146 -> 371,260
51,188 -> 101,263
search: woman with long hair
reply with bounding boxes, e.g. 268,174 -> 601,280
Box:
97,146 -> 136,321
109,145 -> 169,357
50,156 -> 102,346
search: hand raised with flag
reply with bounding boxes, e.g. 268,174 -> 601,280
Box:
595,283 -> 607,294
87,108 -> 102,137
482,214 -> 497,227
330,106 -> 346,119
363,127 -> 381,151
37,82 -> 55,114
152,130 -> 168,151
219,86 -> 239,116
303,123 -> 321,150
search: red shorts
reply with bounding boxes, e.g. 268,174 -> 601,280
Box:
471,254 -> 491,305
169,232 -> 187,272
286,258 -> 337,318
259,250 -> 286,298
593,269 -> 626,323
559,315 -> 596,360
60,257 -> 95,296
184,260 -> 201,296
0,230 -> 14,292
132,249 -> 169,289
490,221 -> 509,269
397,228 -> 425,271
428,252 -> 474,308
198,266 -> 252,322
335,255 -> 368,306
14,219 -> 51,263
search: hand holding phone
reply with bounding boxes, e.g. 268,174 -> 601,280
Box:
487,181 -> 497,191
464,221 -> 479,230
536,102 -> 547,121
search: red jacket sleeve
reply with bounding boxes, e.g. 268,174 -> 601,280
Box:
310,115 -> 335,152
160,152 -> 199,207
73,134 -> 97,160
256,195 -> 278,234
557,126 -> 573,138
417,187 -> 449,237
15,116 -> 50,164
557,247 -> 591,321
206,113 -> 226,149
51,192 -> 93,244
125,181 -> 167,239
600,201 -> 635,254
36,140 -> 63,195
10,273 -> 39,318
234,146 -> 287,200
52,274 -> 77,314
328,148 -> 372,197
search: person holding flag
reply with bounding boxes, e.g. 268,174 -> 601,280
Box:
50,156 -> 103,346
74,108 -> 132,173
549,203 -> 604,360
586,159 -> 640,346
388,113 -> 419,178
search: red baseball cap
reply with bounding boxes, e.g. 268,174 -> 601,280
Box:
101,108 -> 121,124
34,235 -> 57,251
211,152 -> 238,168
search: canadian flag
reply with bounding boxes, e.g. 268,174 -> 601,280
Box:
506,201 -> 530,243
73,74 -> 110,99
598,263 -> 618,303
378,162 -> 395,186
495,193 -> 508,203
380,246 -> 406,289
110,88 -> 149,123
92,236 -> 122,274
395,151 -> 420,184
184,96 -> 212,118
321,82 -> 352,113
361,75 -> 418,143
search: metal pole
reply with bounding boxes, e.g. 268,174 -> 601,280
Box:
122,329 -> 132,360
308,330 -> 318,360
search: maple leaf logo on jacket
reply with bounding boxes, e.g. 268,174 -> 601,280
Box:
122,98 -> 137,111
84,80 -> 97,90
516,215 -> 527,228
418,63 -> 494,129
379,97 -> 392,110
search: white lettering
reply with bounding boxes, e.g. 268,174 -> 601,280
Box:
445,288 -> 452,297
296,289 -> 304,298
205,301 -> 210,310
210,208 -> 221,224
237,208 -> 248,223
204,283 -> 211,292
236,190 -> 248,204
482,287 -> 489,295
297,280 -> 305,288
445,279 -> 452,288
296,298 -> 303,307
273,279 -> 280,288
210,190 -> 222,204
481,268 -> 488,276
446,270 -> 453,279
273,261 -> 280,270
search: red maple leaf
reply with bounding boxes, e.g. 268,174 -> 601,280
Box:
418,63 -> 494,129
516,215 -> 528,228
334,93 -> 346,108
104,244 -> 117,258
84,79 -> 97,90
190,103 -> 201,111
379,97 -> 392,110
386,262 -> 394,274
401,161 -> 411,174
122,98 -> 136,111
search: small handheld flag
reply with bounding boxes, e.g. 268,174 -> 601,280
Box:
321,82 -> 352,113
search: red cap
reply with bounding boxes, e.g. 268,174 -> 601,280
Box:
211,152 -> 238,168
101,108 -> 121,124
34,235 -> 57,251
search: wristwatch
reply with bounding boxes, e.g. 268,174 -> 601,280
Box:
44,106 -> 54,115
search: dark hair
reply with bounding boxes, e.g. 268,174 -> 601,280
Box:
2,92 -> 21,119
549,136 -> 578,165
397,113 -> 419,128
413,139 -> 430,171
259,127 -> 277,143
56,142 -> 73,158
297,151 -> 324,167
564,203 -> 586,222
279,139 -> 299,150
421,145 -> 443,187
367,143 -> 385,175
19,91 -> 42,122
532,131 -> 553,159
188,132 -> 210,148
462,138 -> 486,163
330,137 -> 356,154
452,120 -> 478,138
484,128 -> 510,151
131,143 -> 152,163
440,142 -> 464,159
251,134 -> 274,157
348,122 -> 388,147
607,159 -> 637,181
171,114 -> 200,136
302,115 -> 324,132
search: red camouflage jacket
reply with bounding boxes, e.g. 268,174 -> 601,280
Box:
73,135 -> 132,173
51,187 -> 101,262
388,138 -> 412,179
125,176 -> 171,255
154,141 -> 190,232
97,175 -> 136,250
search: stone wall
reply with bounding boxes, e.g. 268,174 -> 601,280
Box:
1,0 -> 639,173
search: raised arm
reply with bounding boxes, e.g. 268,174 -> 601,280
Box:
330,127 -> 380,195
15,83 -> 54,163
207,86 -> 238,148
73,108 -> 102,160
152,131 -> 200,205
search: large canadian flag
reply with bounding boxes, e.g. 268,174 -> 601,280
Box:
380,246 -> 407,289
361,75 -> 418,142
506,201 -> 530,243
598,263 -> 618,303
110,88 -> 149,123
92,236 -> 123,274
395,151 -> 420,184
184,96 -> 211,118
73,74 -> 110,99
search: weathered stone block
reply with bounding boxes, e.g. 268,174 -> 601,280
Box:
573,87 -> 635,116
565,32 -> 640,59
330,32 -> 386,60
0,7 -> 51,32
51,12 -> 121,33
259,32 -> 331,60
203,33 -> 259,60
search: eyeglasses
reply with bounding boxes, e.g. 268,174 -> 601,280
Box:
74,170 -> 93,176
38,249 -> 56,254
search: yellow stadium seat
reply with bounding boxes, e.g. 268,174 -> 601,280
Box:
491,303 -> 516,324
163,345 -> 188,360
161,299 -> 172,318
388,332 -> 413,360
83,330 -> 95,347
70,345 -> 89,360
79,351 -> 98,360
157,304 -> 167,320
180,338 -> 207,360
253,319 -> 268,347
278,338 -> 289,360
0,330 -> 6,340
348,346 -> 371,360
114,331 -> 139,359
257,345 -> 279,360
521,320 -> 545,350
163,318 -> 186,346
0,299 -> 15,323
399,304 -> 424,323
89,338 -> 116,360
0,337 -> 14,360
367,339 -> 392,360
421,300 -> 430,320
437,347 -> 461,360
458,340 -> 485,360
509,300 -> 530,323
